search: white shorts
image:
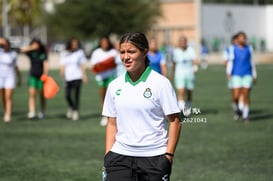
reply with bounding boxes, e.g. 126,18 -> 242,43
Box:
0,76 -> 16,89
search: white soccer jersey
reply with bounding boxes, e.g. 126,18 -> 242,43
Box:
0,50 -> 17,78
173,46 -> 196,78
90,48 -> 118,81
60,49 -> 87,81
102,67 -> 180,157
0,50 -> 17,88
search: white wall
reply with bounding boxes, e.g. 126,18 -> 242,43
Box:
265,5 -> 273,51
202,4 -> 271,52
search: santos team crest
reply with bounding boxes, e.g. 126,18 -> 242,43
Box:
143,88 -> 152,98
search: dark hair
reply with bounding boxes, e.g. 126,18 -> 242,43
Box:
237,31 -> 247,39
179,35 -> 187,42
231,33 -> 238,43
30,38 -> 47,54
6,38 -> 10,50
119,32 -> 150,66
98,35 -> 113,51
66,37 -> 81,51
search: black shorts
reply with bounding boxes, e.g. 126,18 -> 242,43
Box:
104,151 -> 172,181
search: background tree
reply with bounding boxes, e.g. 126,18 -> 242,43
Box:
203,0 -> 273,4
46,0 -> 161,40
0,0 -> 44,27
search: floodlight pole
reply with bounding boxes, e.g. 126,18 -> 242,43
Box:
195,0 -> 201,55
2,0 -> 9,37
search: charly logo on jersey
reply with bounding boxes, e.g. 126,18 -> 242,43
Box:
116,89 -> 121,96
143,88 -> 152,98
162,174 -> 169,181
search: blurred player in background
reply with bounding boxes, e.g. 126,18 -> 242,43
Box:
60,37 -> 87,121
113,40 -> 126,77
148,38 -> 167,76
224,33 -> 245,119
90,36 -> 118,126
226,32 -> 257,122
0,38 -> 21,123
20,39 -> 48,120
200,39 -> 209,69
172,36 -> 198,116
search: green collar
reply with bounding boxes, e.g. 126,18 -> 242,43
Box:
125,66 -> 151,86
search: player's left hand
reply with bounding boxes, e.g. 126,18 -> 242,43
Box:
165,155 -> 173,163
253,78 -> 257,85
82,75 -> 88,84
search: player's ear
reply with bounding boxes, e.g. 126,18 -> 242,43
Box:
143,48 -> 148,56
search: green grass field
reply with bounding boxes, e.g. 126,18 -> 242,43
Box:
0,64 -> 273,181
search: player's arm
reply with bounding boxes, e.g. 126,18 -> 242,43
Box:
225,46 -> 234,79
193,58 -> 199,66
160,55 -> 168,77
250,47 -> 257,84
43,60 -> 49,75
15,66 -> 22,87
223,49 -> 229,66
251,62 -> 257,85
13,54 -> 22,86
20,42 -> 39,53
161,63 -> 168,77
105,117 -> 117,154
60,65 -> 65,78
226,60 -> 233,80
193,58 -> 199,72
166,113 -> 182,162
170,61 -> 176,83
191,48 -> 199,72
81,63 -> 88,84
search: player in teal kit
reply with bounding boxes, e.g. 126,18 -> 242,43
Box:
172,36 -> 198,116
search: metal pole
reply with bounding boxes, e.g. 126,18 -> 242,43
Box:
195,0 -> 201,55
2,0 -> 9,37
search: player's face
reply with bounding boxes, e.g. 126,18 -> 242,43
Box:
179,39 -> 187,49
71,40 -> 78,50
0,38 -> 4,46
101,38 -> 109,51
237,34 -> 246,45
119,42 -> 147,73
149,40 -> 157,52
0,38 -> 7,50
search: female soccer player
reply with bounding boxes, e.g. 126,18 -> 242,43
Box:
102,32 -> 182,181
60,38 -> 87,121
147,38 -> 167,76
0,38 -> 21,123
20,39 -> 48,119
224,33 -> 244,119
226,32 -> 257,122
172,36 -> 198,116
90,36 -> 118,126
